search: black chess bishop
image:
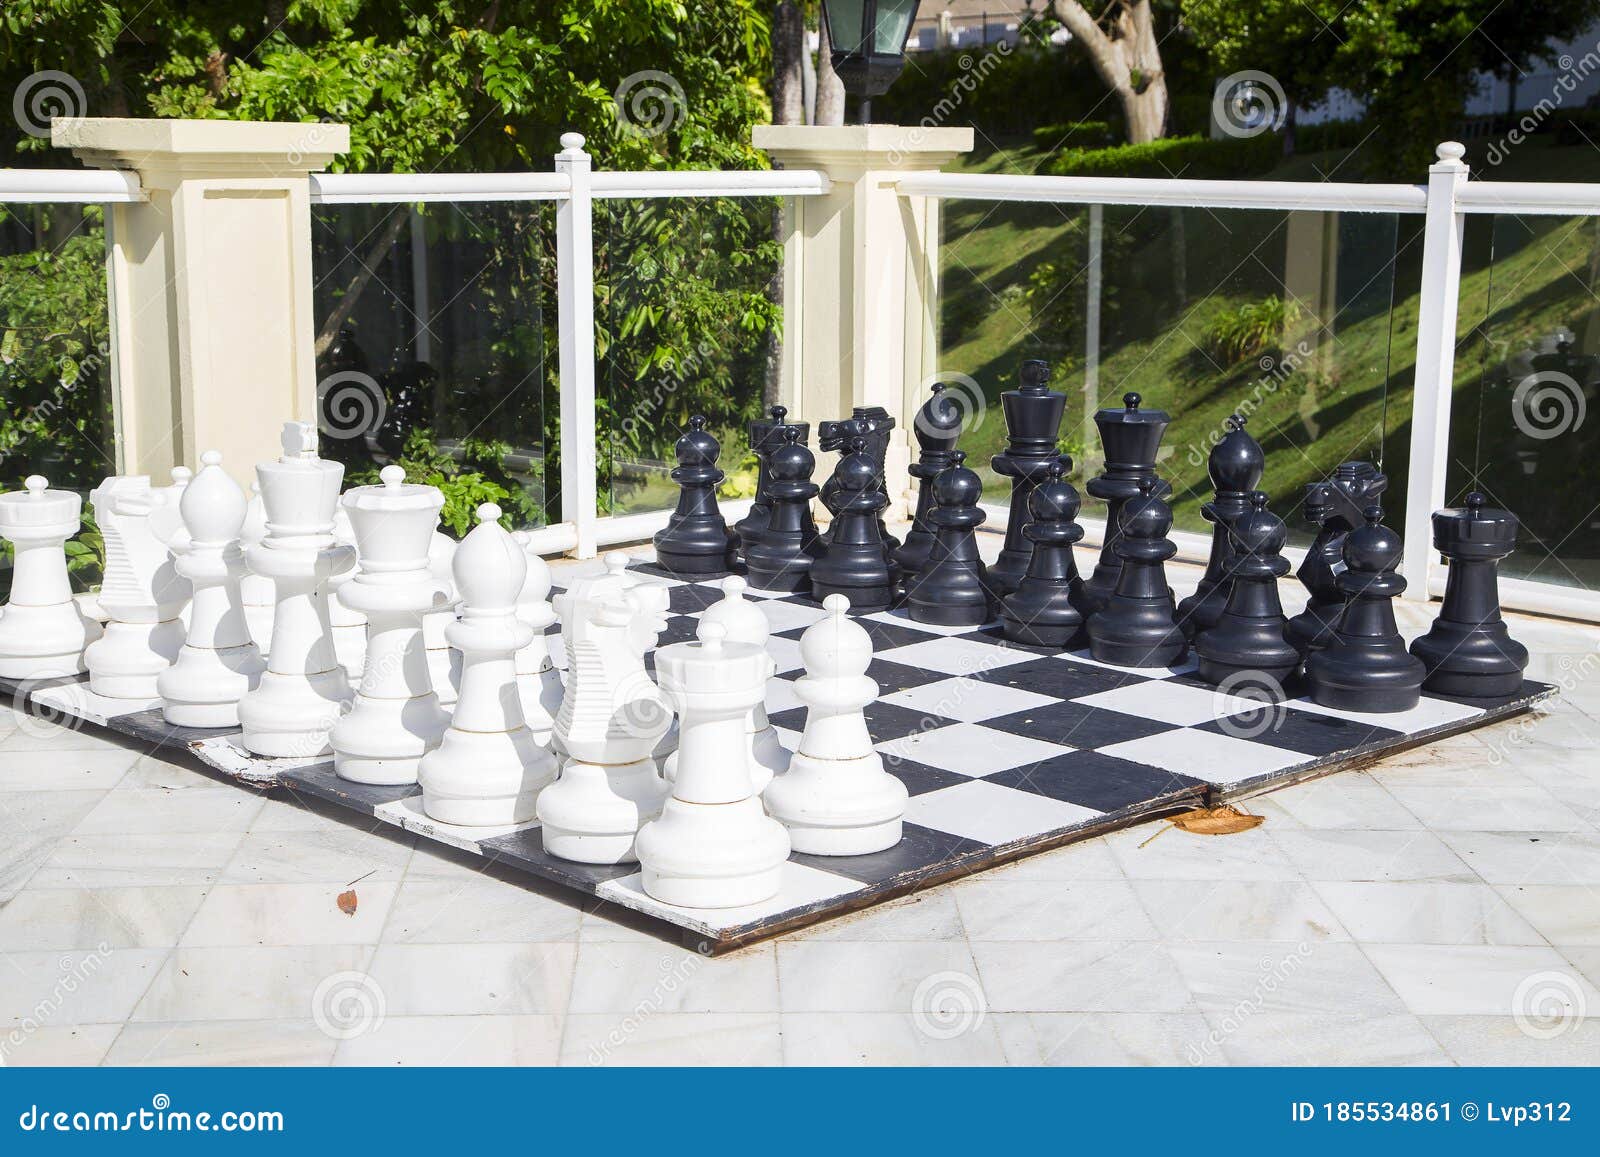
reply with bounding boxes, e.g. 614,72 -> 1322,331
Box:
1086,477 -> 1187,667
894,382 -> 965,578
810,436 -> 896,612
744,428 -> 824,594
1177,414 -> 1264,639
905,451 -> 996,627
652,414 -> 736,575
1287,461 -> 1387,656
1082,392 -> 1171,614
1195,492 -> 1300,688
734,406 -> 808,558
1000,458 -> 1088,648
990,359 -> 1067,596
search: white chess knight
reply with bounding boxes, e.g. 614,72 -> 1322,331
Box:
83,476 -> 188,698
512,529 -> 562,746
418,502 -> 556,825
0,476 -> 102,679
636,620 -> 791,907
762,594 -> 907,856
423,531 -> 460,708
238,482 -> 274,656
158,451 -> 265,726
329,467 -> 450,785
664,576 -> 787,791
236,422 -> 356,757
538,578 -> 672,865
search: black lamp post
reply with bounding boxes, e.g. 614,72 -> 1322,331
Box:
823,0 -> 922,124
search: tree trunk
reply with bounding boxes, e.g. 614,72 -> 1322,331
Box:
772,2 -> 805,126
314,207 -> 411,360
1052,0 -> 1168,143
814,18 -> 846,127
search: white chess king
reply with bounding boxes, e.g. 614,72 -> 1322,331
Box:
84,475 -> 189,698
0,476 -> 102,679
236,422 -> 356,756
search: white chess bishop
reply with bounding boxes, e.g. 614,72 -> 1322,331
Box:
636,620 -> 791,907
83,475 -> 189,698
762,594 -> 907,855
236,422 -> 356,757
512,529 -> 562,746
0,476 -> 102,679
238,482 -> 274,655
538,576 -> 672,864
158,451 -> 265,725
329,467 -> 450,784
418,502 -> 556,825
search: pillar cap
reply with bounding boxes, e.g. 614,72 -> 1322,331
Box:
51,116 -> 349,181
753,124 -> 973,170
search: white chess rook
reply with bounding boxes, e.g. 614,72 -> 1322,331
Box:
418,502 -> 556,825
0,476 -> 102,679
637,621 -> 791,907
763,594 -> 907,855
538,577 -> 672,865
84,476 -> 188,698
237,422 -> 356,757
330,466 -> 450,785
158,452 -> 265,726
513,529 -> 563,746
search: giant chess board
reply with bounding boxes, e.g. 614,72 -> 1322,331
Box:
3,560 -> 1555,950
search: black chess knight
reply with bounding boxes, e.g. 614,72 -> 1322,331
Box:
810,436 -> 896,612
1000,458 -> 1088,648
1287,461 -> 1388,656
1194,492 -> 1300,688
1409,493 -> 1529,699
990,359 -> 1067,596
652,415 -> 736,575
744,428 -> 824,594
734,406 -> 808,558
894,383 -> 965,578
1086,477 -> 1187,667
905,451 -> 997,627
1082,393 -> 1171,614
1177,414 -> 1264,639
818,407 -> 899,556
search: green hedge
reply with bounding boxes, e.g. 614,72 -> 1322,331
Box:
1030,120 -> 1119,149
1043,133 -> 1283,179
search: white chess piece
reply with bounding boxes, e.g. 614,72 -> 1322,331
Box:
664,575 -> 787,791
83,476 -> 188,697
538,581 -> 672,864
158,451 -> 265,725
636,621 -> 791,907
147,465 -> 195,631
512,529 -> 562,746
237,422 -> 356,757
328,506 -> 370,678
0,476 -> 101,678
418,502 -> 556,825
239,482 -> 274,656
329,467 -> 451,784
762,594 -> 907,855
423,531 -> 460,708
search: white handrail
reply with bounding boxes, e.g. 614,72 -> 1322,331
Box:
0,167 -> 143,203
1455,181 -> 1600,215
590,169 -> 828,198
895,171 -> 1428,214
309,171 -> 571,203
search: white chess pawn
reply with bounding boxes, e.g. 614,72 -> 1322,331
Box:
0,476 -> 101,679
237,422 -> 356,757
83,476 -> 188,698
763,594 -> 907,855
158,451 -> 265,725
423,531 -> 460,708
512,529 -> 562,746
637,621 -> 791,907
239,482 -> 274,656
538,582 -> 672,864
328,506 -> 369,679
418,502 -> 556,825
330,467 -> 450,785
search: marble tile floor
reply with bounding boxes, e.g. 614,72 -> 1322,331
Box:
0,548 -> 1597,1067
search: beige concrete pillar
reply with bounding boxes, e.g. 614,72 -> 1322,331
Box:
51,118 -> 348,486
753,124 -> 973,516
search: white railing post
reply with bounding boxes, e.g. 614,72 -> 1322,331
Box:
555,132 -> 599,559
1401,141 -> 1469,601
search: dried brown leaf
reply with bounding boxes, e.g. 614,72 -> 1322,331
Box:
1169,805 -> 1264,836
337,889 -> 358,916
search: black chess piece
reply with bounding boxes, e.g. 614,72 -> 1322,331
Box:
1305,506 -> 1425,713
1000,458 -> 1088,648
652,415 -> 737,575
1409,493 -> 1529,699
1086,478 -> 1187,667
1082,392 -> 1171,614
894,383 -> 965,577
905,451 -> 997,627
810,436 -> 895,611
990,359 -> 1068,596
734,406 -> 809,557
1287,461 -> 1388,656
818,407 -> 900,555
1195,492 -> 1300,688
1177,414 -> 1264,639
744,428 -> 824,594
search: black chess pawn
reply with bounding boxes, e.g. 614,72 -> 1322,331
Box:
745,428 -> 824,594
904,451 -> 996,626
810,437 -> 896,611
990,359 -> 1068,596
817,407 -> 900,555
1287,461 -> 1388,656
1082,392 -> 1171,614
1409,493 -> 1529,699
1177,414 -> 1264,639
1195,492 -> 1300,688
1000,458 -> 1088,648
652,415 -> 737,575
1305,506 -> 1425,713
734,406 -> 809,557
1086,477 -> 1187,667
894,383 -> 965,577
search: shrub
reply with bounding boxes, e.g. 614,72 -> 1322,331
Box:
1044,134 -> 1282,180
1030,120 -> 1120,150
1201,296 -> 1303,365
